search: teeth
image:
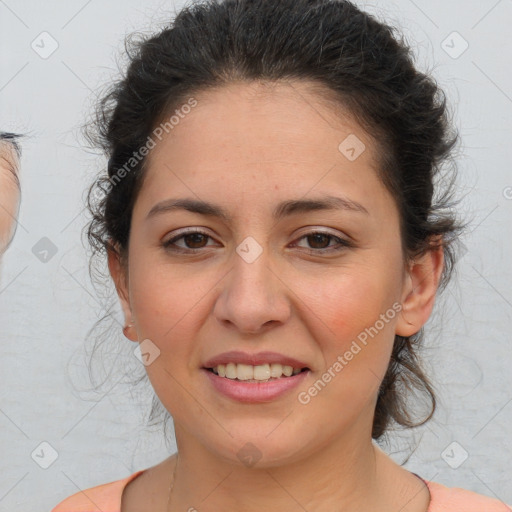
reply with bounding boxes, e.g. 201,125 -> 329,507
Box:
254,363 -> 271,380
225,363 -> 237,379
212,363 -> 304,381
282,365 -> 293,377
270,363 -> 283,378
236,363 -> 253,381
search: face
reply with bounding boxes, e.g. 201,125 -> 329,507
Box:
110,81 -> 442,466
0,142 -> 20,255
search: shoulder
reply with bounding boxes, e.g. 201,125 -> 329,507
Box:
50,470 -> 144,512
427,479 -> 511,512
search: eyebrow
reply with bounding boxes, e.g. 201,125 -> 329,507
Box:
146,194 -> 369,222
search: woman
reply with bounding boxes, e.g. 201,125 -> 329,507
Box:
0,132 -> 21,256
52,0 -> 510,510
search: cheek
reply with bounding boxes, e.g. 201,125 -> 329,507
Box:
128,262 -> 199,410
128,257 -> 210,375
304,269 -> 399,388
129,255 -> 196,335
306,269 -> 393,341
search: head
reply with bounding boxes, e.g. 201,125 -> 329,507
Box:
0,132 -> 21,255
86,0 -> 463,464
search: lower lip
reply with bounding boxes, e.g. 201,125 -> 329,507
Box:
202,368 -> 310,403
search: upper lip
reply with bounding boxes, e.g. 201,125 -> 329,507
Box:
203,351 -> 310,369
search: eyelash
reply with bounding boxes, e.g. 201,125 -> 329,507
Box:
162,229 -> 353,255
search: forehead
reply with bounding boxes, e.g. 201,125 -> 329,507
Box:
135,80 -> 392,219
162,81 -> 370,147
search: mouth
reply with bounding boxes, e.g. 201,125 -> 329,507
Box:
204,363 -> 310,383
201,351 -> 312,401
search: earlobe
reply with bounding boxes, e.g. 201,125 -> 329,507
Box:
107,244 -> 137,342
395,243 -> 444,338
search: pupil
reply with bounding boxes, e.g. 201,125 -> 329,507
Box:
186,233 -> 207,248
308,233 -> 329,249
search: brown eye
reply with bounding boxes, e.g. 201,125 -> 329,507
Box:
305,233 -> 332,249
293,231 -> 353,254
181,232 -> 209,249
162,229 -> 216,252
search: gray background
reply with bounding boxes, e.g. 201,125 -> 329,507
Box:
0,0 -> 511,511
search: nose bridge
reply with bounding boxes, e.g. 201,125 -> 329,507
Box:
214,234 -> 290,333
234,235 -> 273,299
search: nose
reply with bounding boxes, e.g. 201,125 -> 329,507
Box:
213,243 -> 291,335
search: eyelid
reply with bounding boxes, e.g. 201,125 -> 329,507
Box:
291,229 -> 354,251
293,224 -> 354,241
163,227 -> 216,245
293,225 -> 348,239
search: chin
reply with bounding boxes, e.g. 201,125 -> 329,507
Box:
203,426 -> 316,470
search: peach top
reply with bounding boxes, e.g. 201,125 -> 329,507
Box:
51,470 -> 511,512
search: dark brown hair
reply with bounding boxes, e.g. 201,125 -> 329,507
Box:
84,0 -> 465,442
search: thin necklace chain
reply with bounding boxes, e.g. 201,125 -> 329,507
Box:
166,454 -> 179,512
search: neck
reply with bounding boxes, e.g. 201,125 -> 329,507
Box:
168,417 -> 411,512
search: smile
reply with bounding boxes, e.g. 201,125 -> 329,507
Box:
207,363 -> 306,382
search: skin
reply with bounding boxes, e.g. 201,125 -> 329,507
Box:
110,80 -> 444,512
0,141 -> 20,256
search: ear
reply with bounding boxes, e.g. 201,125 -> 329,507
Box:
395,240 -> 444,337
107,243 -> 137,342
